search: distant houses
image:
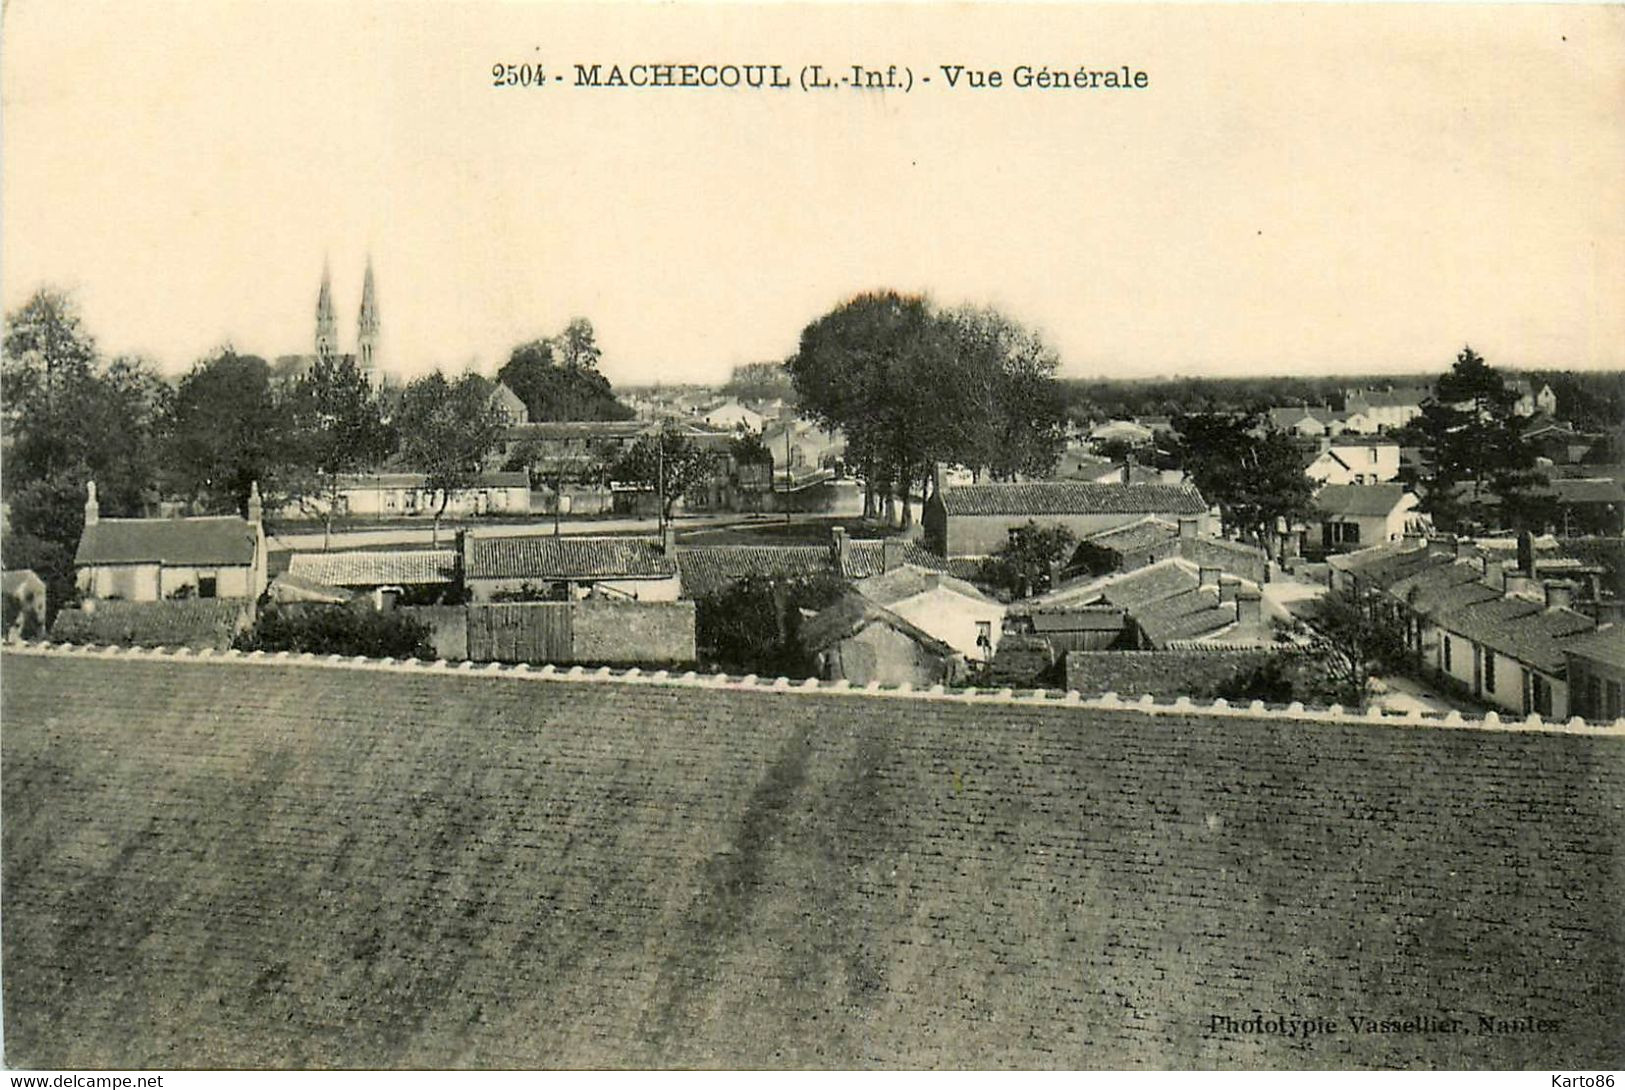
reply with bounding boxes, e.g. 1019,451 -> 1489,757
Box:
1305,442 -> 1402,486
282,471 -> 531,520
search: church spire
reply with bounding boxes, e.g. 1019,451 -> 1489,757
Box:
315,258 -> 338,360
356,255 -> 379,371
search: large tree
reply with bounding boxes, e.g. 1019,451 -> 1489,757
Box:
393,371 -> 509,543
284,355 -> 395,546
1172,411 -> 1313,559
163,348 -> 289,515
612,424 -> 717,524
1409,346 -> 1543,533
496,320 -> 633,422
789,292 -> 1066,527
2,290 -> 169,611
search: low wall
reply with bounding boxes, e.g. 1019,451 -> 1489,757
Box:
1066,648 -> 1279,698
466,600 -> 696,665
398,605 -> 468,661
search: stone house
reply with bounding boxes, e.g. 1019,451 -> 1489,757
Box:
1308,484 -> 1421,554
922,474 -> 1210,558
74,481 -> 268,603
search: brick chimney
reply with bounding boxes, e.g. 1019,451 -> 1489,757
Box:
83,480 -> 99,527
1544,580 -> 1575,612
247,480 -> 263,526
1178,516 -> 1200,540
1219,575 -> 1240,604
1504,570 -> 1540,599
830,525 -> 851,573
881,536 -> 905,572
1198,565 -> 1222,588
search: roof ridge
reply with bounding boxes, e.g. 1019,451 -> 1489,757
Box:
8,640 -> 1622,734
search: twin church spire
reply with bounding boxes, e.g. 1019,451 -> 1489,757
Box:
314,256 -> 379,370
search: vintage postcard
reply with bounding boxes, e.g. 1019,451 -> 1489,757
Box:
2,0 -> 1622,1076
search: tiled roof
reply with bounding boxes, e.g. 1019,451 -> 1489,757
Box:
1550,478 -> 1625,505
675,542 -> 946,599
1314,484 -> 1411,518
267,573 -> 354,604
75,516 -> 258,567
466,535 -> 678,581
48,599 -> 249,650
1132,586 -> 1235,646
1012,558 -> 1198,616
852,564 -> 998,608
938,481 -> 1206,517
1080,516 -> 1177,555
1352,547 -> 1455,591
1562,625 -> 1625,667
1327,540 -> 1415,573
1439,598 -> 1595,675
6,651 -> 1620,1068
1348,387 -> 1427,409
677,545 -> 833,598
798,592 -> 957,657
288,549 -> 457,587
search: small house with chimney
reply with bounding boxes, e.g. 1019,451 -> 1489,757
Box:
74,481 -> 268,603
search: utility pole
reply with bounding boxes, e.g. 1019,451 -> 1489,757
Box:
784,423 -> 793,525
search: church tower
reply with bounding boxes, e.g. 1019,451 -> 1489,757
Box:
356,256 -> 379,372
314,259 -> 338,361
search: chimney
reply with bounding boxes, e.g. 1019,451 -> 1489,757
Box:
1544,580 -> 1575,612
661,523 -> 678,557
932,462 -> 950,497
1517,531 -> 1535,577
830,525 -> 851,572
1485,559 -> 1507,592
247,480 -> 263,526
1235,589 -> 1263,626
1178,517 -> 1200,540
1454,536 -> 1476,562
1119,460 -> 1133,484
881,537 -> 904,572
83,480 -> 99,527
1219,575 -> 1240,604
1504,571 -> 1540,599
1198,565 -> 1222,589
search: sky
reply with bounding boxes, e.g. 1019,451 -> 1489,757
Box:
3,2 -> 1623,388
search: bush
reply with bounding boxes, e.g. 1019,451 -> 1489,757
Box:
234,603 -> 434,659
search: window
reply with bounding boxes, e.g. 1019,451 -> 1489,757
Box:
197,574 -> 217,599
1443,636 -> 1452,672
1532,674 -> 1553,717
1608,682 -> 1623,721
1484,650 -> 1496,694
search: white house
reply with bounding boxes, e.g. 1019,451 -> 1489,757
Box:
851,564 -> 1007,661
1344,387 -> 1427,431
1309,484 -> 1421,553
702,399 -> 766,432
1306,443 -> 1402,486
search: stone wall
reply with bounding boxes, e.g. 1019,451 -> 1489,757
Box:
1065,648 -> 1279,698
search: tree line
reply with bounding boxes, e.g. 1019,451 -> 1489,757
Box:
1,288 -> 627,605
